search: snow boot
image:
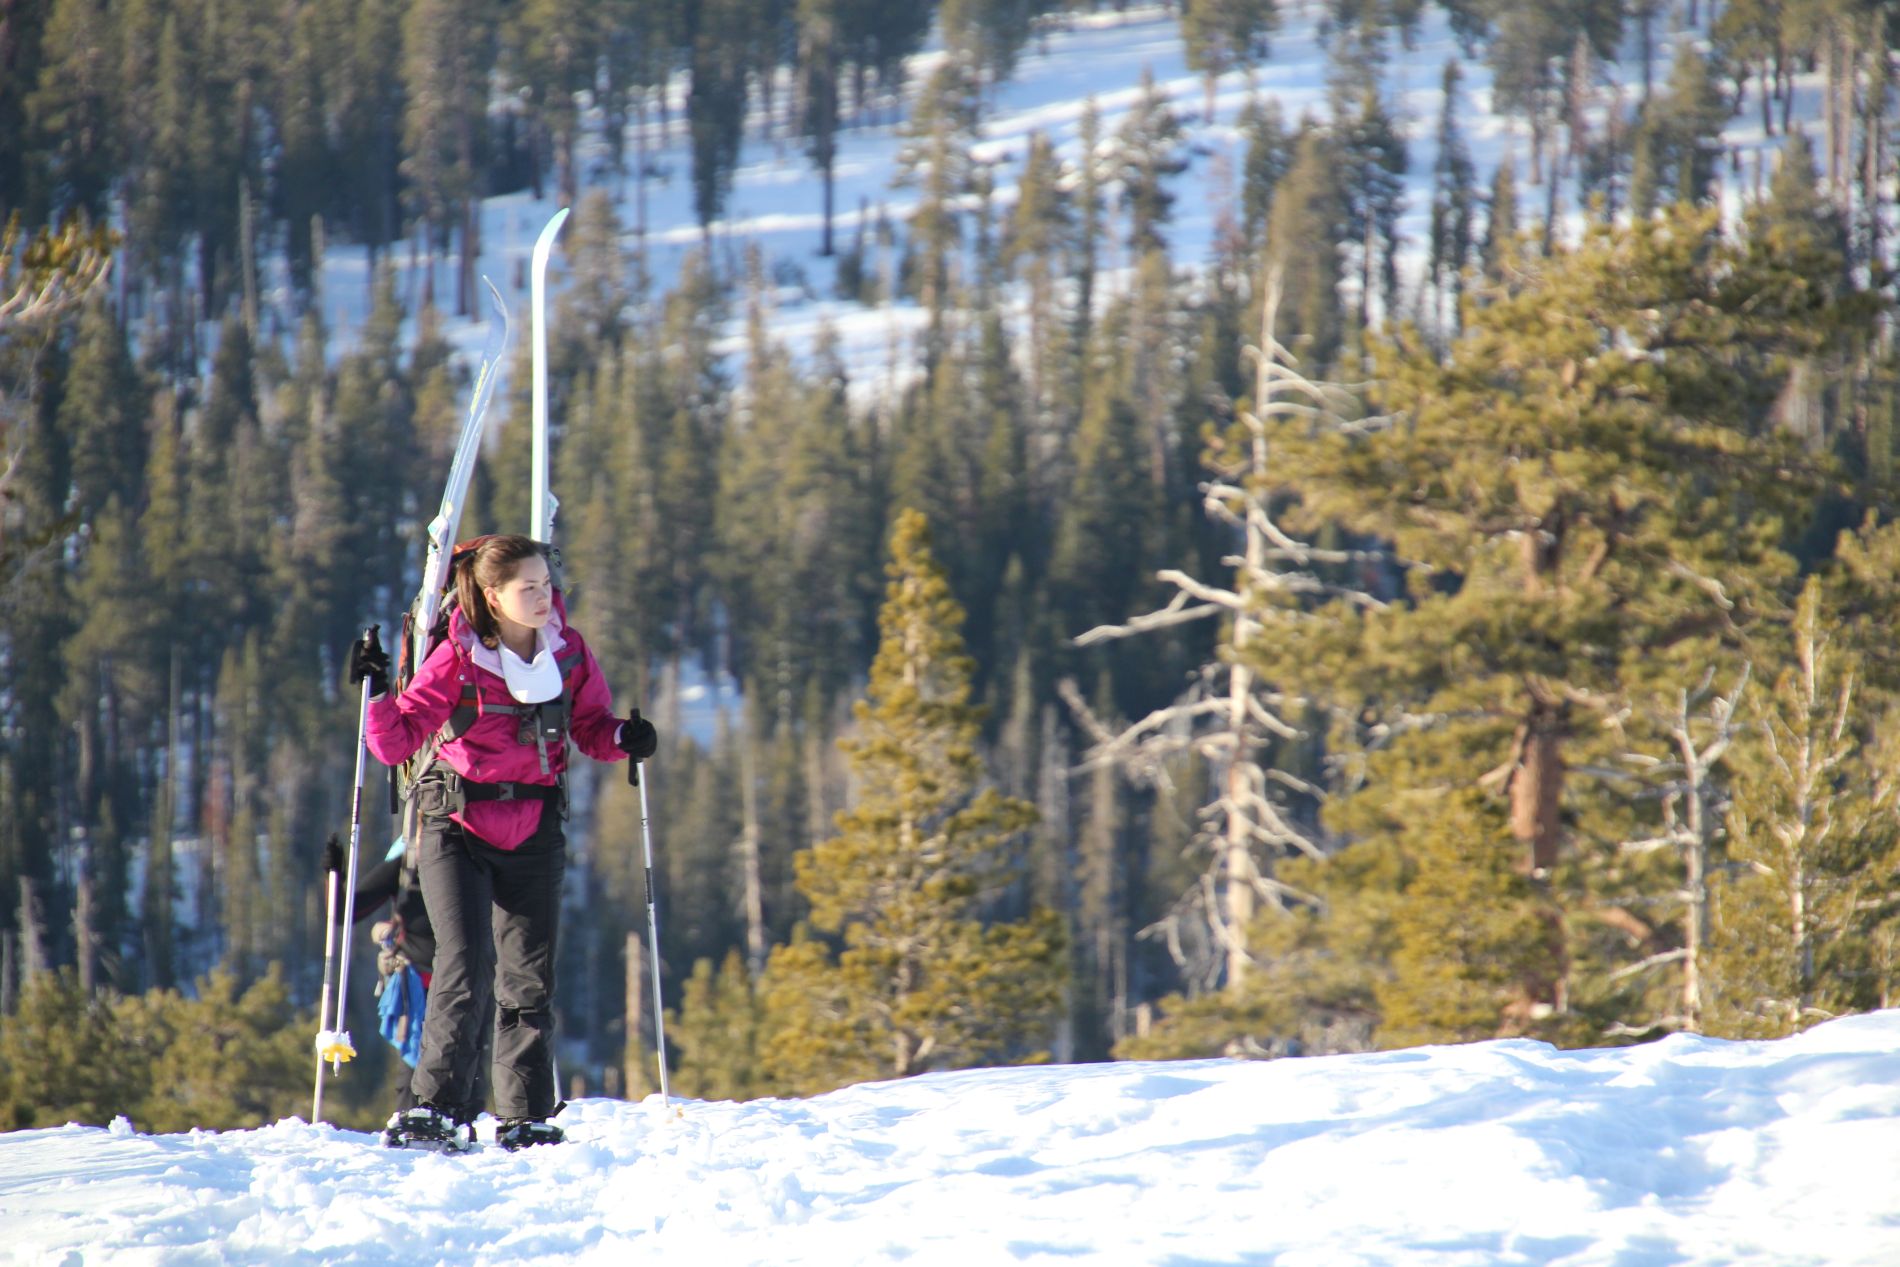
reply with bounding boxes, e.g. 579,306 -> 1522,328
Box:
495,1117 -> 564,1151
383,1104 -> 474,1152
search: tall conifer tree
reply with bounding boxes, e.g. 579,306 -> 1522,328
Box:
761,510 -> 1064,1092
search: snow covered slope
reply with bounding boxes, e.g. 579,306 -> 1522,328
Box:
7,1011 -> 1900,1266
312,3 -> 1817,400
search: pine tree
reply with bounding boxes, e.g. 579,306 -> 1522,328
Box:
508,0 -> 598,205
23,0 -> 117,215
1181,0 -> 1278,122
1632,39 -> 1730,211
1713,0 -> 1794,138
1267,206 -> 1845,1039
1427,59 -> 1477,339
940,0 -> 1043,86
0,0 -> 53,212
338,0 -> 406,256
1376,790 -> 1563,1046
686,0 -> 751,234
762,511 -> 1064,1091
401,0 -> 495,313
797,0 -> 845,256
1049,325 -> 1152,649
1480,3 -> 1622,191
277,0 -> 338,297
1073,99 -> 1107,346
895,55 -> 982,357
1001,129 -> 1073,450
1730,131 -> 1861,460
1113,68 -> 1187,259
1481,154 -> 1518,282
133,966 -> 311,1131
57,298 -> 144,524
0,970 -> 142,1127
1264,125 -> 1345,369
774,327 -> 882,702
715,263 -> 803,688
1236,96 -> 1290,255
1332,72 -> 1407,332
670,948 -> 767,1100
1704,579 -> 1900,1039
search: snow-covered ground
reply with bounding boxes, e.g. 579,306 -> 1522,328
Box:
7,1011 -> 1900,1265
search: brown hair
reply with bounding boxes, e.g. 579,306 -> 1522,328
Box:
452,534 -> 549,649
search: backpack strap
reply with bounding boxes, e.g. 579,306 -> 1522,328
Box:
443,682 -> 481,740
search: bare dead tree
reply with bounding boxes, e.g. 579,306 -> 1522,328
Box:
1609,665 -> 1750,1034
1064,266 -> 1387,994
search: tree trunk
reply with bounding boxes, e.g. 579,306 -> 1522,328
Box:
240,178 -> 259,338
624,930 -> 652,1098
1640,8 -> 1654,106
820,153 -> 835,257
1678,723 -> 1710,1030
1860,39 -> 1885,268
0,932 -> 14,1016
1223,749 -> 1255,988
739,697 -> 766,977
636,93 -> 649,241
1826,31 -> 1846,199
1511,707 -> 1565,874
145,648 -> 180,992
75,866 -> 96,995
458,197 -> 478,319
1779,48 -> 1794,136
16,876 -> 48,982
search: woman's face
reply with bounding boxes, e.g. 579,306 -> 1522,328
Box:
485,555 -> 553,632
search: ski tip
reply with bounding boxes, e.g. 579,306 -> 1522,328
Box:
533,208 -> 570,260
479,275 -> 507,315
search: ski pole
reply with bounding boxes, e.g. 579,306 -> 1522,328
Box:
632,760 -> 670,1107
316,629 -> 378,1083
311,862 -> 341,1123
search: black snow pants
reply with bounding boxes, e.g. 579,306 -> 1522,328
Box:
407,800 -> 565,1124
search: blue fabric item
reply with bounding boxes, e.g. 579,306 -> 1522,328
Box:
378,964 -> 427,1068
384,836 -> 408,862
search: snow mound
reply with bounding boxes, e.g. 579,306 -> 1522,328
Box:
7,1012 -> 1900,1265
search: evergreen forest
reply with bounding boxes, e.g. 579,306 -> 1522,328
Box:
6,0 -> 1900,1129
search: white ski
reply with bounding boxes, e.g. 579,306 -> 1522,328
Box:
530,207 -> 569,544
411,276 -> 512,679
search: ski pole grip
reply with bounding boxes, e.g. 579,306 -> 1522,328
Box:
628,758 -> 641,788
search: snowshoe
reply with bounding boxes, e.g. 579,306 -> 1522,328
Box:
383,1105 -> 475,1152
495,1118 -> 564,1151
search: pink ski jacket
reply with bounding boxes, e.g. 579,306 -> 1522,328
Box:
366,601 -> 627,850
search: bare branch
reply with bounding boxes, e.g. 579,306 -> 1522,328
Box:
1071,590 -> 1225,647
1608,948 -> 1689,982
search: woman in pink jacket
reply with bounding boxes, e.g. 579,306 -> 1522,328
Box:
349,534 -> 656,1151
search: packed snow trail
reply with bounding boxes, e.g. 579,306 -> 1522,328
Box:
7,1012 -> 1900,1265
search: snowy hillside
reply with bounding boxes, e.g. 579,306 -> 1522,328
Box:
8,1013 -> 1900,1266
310,3 -> 1818,400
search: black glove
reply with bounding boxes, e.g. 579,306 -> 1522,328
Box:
617,710 -> 658,761
347,625 -> 389,698
321,833 -> 343,877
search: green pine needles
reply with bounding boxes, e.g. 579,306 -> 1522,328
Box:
677,511 -> 1066,1098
